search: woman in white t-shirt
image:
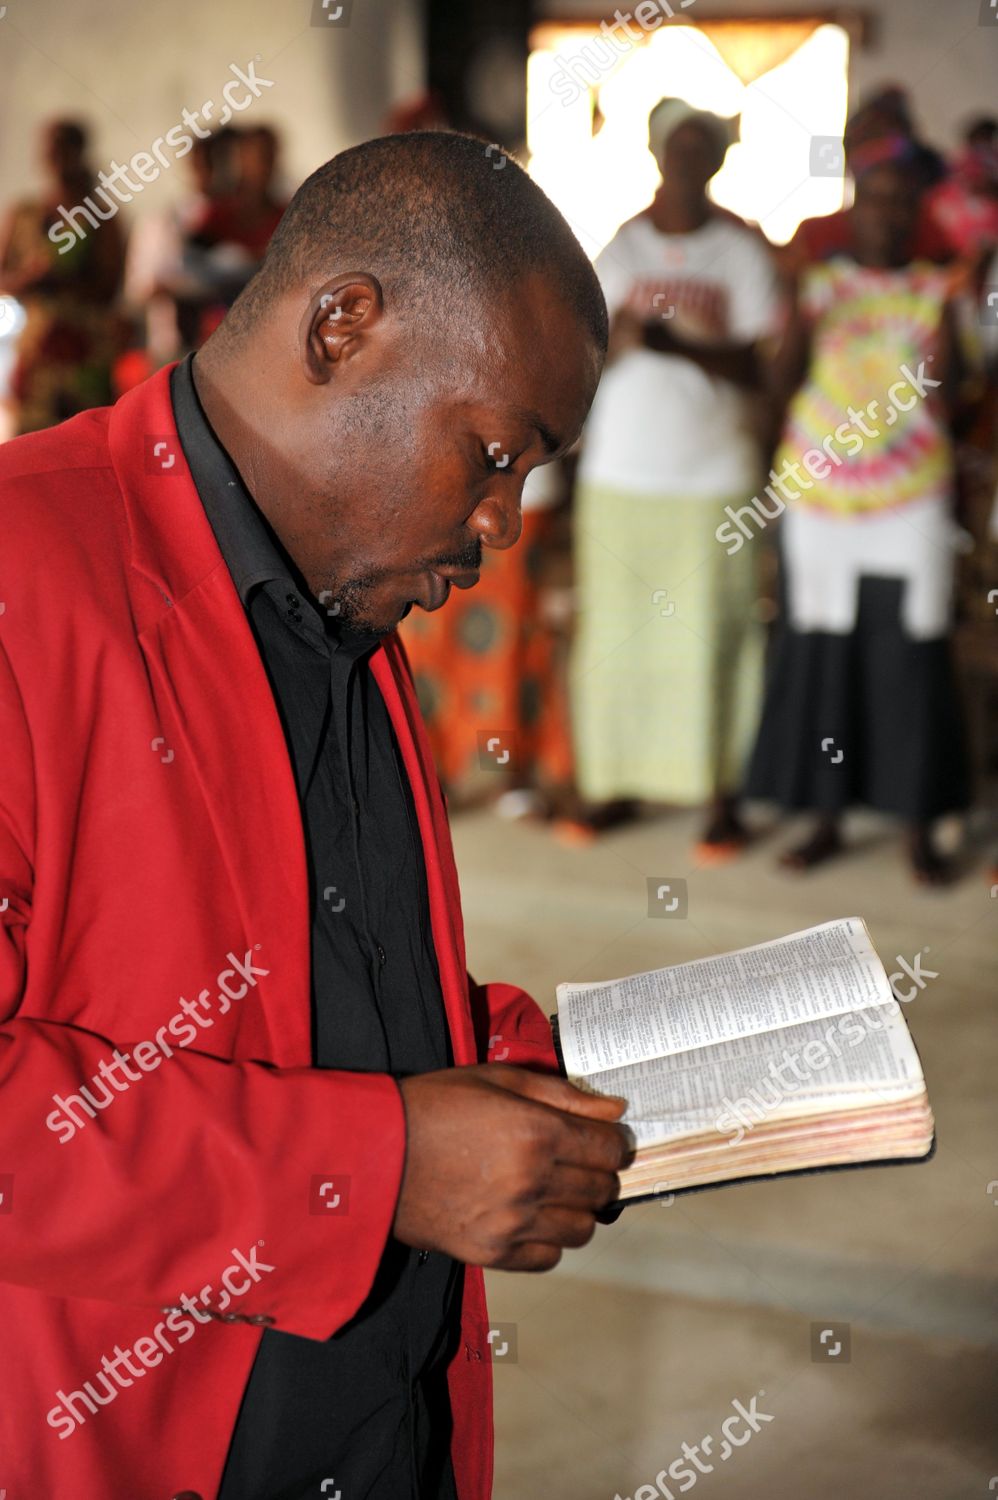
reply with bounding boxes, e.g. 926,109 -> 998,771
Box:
571,99 -> 779,855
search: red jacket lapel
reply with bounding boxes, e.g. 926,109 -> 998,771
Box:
108,366 -> 311,1066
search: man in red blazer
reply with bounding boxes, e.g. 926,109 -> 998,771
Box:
0,133 -> 626,1497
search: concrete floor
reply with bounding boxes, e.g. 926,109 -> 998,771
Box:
451,803 -> 998,1500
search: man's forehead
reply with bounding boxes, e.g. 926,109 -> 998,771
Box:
483,311 -> 600,428
427,275 -> 601,443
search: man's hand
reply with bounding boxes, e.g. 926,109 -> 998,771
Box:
606,306 -> 645,364
393,1065 -> 631,1272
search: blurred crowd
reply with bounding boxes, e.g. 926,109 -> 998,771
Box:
0,117 -> 287,428
2,85 -> 997,886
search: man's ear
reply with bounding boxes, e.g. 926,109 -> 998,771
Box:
300,273 -> 384,385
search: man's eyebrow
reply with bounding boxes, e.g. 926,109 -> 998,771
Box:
513,408 -> 564,456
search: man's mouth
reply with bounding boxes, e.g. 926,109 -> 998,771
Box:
421,567 -> 480,612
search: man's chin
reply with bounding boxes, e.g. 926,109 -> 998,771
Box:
376,597 -> 417,634
341,605 -> 412,640
330,580 -> 426,637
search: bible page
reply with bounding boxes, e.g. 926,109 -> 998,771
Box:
556,919 -> 896,1078
577,1001 -> 925,1150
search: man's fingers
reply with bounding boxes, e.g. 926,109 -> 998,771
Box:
496,1242 -> 564,1273
491,1208 -> 598,1269
551,1111 -> 634,1174
541,1163 -> 621,1212
483,1065 -> 632,1172
487,1064 -> 627,1120
553,1086 -> 629,1122
522,1206 -> 599,1250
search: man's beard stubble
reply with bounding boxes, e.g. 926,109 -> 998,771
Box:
326,534 -> 483,637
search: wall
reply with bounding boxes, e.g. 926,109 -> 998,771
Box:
0,0 -> 424,216
537,0 -> 998,150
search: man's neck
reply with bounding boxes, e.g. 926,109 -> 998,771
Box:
648,185 -> 711,235
191,349 -> 292,554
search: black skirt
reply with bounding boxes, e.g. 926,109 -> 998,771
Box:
744,575 -> 970,821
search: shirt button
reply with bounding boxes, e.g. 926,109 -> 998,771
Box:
246,1313 -> 276,1326
376,944 -> 386,966
417,1250 -> 429,1265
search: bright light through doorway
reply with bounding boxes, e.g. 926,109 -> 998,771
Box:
526,21 -> 850,257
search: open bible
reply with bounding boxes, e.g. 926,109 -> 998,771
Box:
554,918 -> 935,1204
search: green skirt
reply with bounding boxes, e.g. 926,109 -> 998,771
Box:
571,482 -> 764,805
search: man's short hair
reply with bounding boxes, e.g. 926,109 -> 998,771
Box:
222,131 -> 607,354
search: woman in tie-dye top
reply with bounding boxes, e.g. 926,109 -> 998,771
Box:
776,258 -> 953,518
746,141 -> 970,883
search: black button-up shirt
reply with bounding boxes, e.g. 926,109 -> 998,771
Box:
170,355 -> 461,1500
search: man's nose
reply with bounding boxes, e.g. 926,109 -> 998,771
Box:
469,488 -> 522,552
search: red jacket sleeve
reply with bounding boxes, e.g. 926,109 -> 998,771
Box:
0,641 -> 405,1342
468,975 -> 560,1074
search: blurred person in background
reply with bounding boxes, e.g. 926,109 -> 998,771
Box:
197,123 -> 287,259
0,119 -> 124,433
851,84 -> 948,190
122,134 -> 221,367
789,85 -> 956,271
745,141 -> 970,884
400,460 -> 577,816
184,124 -> 288,345
925,116 -> 998,263
570,99 -> 779,857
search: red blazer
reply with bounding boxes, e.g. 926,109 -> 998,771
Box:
0,364 -> 557,1498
